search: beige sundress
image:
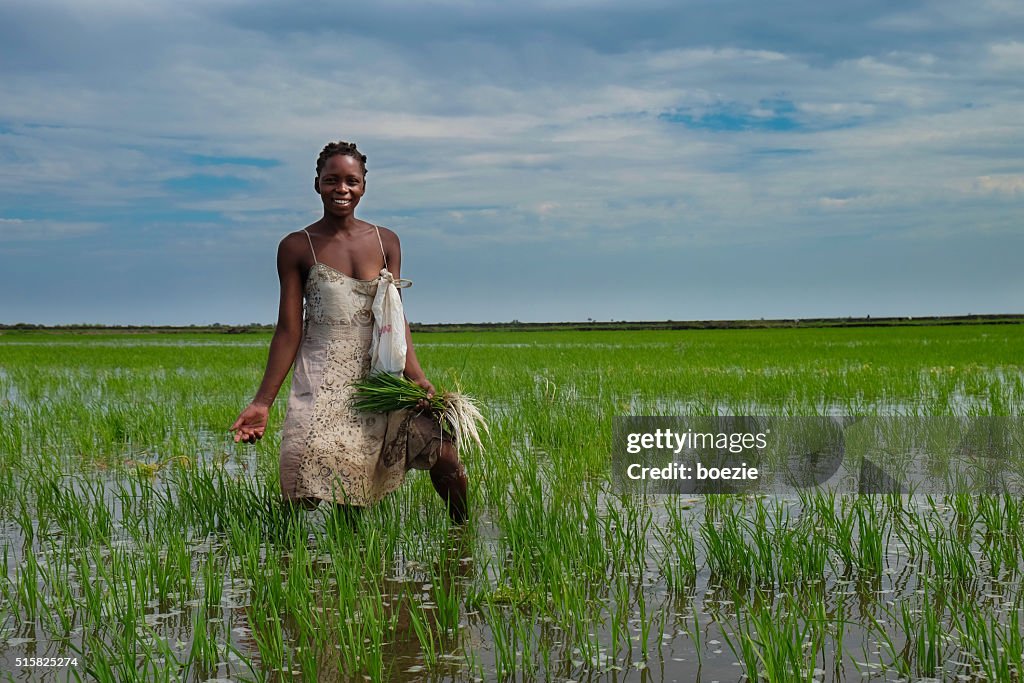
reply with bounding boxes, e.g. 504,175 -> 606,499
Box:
278,226 -> 438,506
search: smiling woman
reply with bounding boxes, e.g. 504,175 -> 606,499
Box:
229,140 -> 470,524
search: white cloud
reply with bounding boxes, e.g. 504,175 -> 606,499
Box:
644,47 -> 790,71
819,197 -> 852,209
0,218 -> 103,241
971,175 -> 1024,195
2,0 -> 1023,322
988,41 -> 1024,69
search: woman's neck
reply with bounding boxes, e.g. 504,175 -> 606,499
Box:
318,213 -> 362,236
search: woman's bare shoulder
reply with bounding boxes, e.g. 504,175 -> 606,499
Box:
282,226 -> 315,244
374,224 -> 401,251
277,226 -> 317,267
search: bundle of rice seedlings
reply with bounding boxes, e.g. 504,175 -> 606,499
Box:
351,372 -> 488,450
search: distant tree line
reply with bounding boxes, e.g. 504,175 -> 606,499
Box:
2,314 -> 1022,334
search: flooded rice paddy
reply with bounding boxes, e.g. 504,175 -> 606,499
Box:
1,326 -> 1023,682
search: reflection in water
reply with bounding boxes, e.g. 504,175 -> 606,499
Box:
231,517 -> 474,681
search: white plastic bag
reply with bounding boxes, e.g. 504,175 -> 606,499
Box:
369,269 -> 412,376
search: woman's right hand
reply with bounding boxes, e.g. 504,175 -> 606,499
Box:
230,403 -> 269,444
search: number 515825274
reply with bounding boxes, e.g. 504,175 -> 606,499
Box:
16,657 -> 78,667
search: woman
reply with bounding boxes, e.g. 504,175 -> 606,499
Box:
230,141 -> 468,523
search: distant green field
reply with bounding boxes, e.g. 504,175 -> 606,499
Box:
1,325 -> 1022,681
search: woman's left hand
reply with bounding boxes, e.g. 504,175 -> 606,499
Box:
407,374 -> 435,410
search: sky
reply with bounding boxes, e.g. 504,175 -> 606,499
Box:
1,0 -> 1022,325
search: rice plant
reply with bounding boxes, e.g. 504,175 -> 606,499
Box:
0,324 -> 1022,680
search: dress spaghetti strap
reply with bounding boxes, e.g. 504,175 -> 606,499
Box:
302,229 -> 318,265
372,224 -> 388,271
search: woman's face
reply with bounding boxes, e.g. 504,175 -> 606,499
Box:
316,154 -> 366,216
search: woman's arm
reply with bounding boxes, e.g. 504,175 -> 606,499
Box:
231,235 -> 305,442
383,228 -> 435,401
401,314 -> 432,394
253,237 -> 305,404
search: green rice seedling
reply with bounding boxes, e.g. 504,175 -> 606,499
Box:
977,493 -> 1022,578
914,514 -> 979,584
291,633 -> 320,681
776,518 -> 828,589
514,604 -> 543,673
654,599 -> 671,660
655,517 -> 697,593
701,504 -> 754,589
246,548 -> 290,675
976,492 -> 1009,536
77,629 -> 135,683
854,499 -> 886,577
605,570 -> 632,665
637,586 -> 652,662
483,597 -> 518,678
92,573 -> 161,681
103,548 -> 147,646
826,497 -> 858,578
202,550 -> 225,613
44,489 -> 88,545
141,542 -> 169,607
0,543 -> 11,621
867,609 -> 908,678
150,644 -> 186,683
75,548 -> 104,630
890,510 -> 922,564
325,557 -> 390,677
565,604 -> 601,671
356,589 -> 392,683
951,492 -> 978,539
351,372 -> 489,450
186,604 -> 221,678
328,594 -> 364,676
951,595 -> 1022,681
41,547 -> 77,637
618,493 -> 653,574
896,590 -> 947,679
283,526 -> 312,611
119,470 -> 159,535
430,567 -> 462,636
744,497 -> 778,587
12,486 -> 36,546
537,621 -> 556,677
828,590 -> 851,680
82,478 -> 115,542
723,596 -> 825,683
282,532 -> 330,679
14,546 -> 43,625
720,612 -> 762,683
253,597 -> 290,675
176,535 -> 199,603
225,513 -> 261,570
682,604 -> 703,669
406,590 -> 440,670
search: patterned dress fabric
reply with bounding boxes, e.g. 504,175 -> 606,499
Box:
278,258 -> 439,506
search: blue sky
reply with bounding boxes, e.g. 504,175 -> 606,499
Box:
1,0 -> 1022,325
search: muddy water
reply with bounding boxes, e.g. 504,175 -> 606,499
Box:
1,348 -> 1021,680
2,487 -> 1019,682
0,368 -> 20,407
